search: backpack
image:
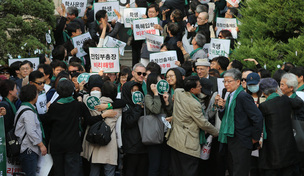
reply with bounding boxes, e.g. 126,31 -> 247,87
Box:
6,108 -> 32,159
86,119 -> 112,146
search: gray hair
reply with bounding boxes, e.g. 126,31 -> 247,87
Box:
281,73 -> 298,92
195,33 -> 206,48
196,5 -> 207,13
199,12 -> 209,20
67,6 -> 79,17
224,68 -> 242,81
133,63 -> 145,71
263,87 -> 278,96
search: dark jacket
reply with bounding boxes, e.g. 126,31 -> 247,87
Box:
188,23 -> 211,43
121,81 -> 146,154
0,99 -> 15,134
220,91 -> 263,149
89,20 -> 123,44
209,76 -> 218,94
70,18 -> 86,34
165,36 -> 185,64
258,95 -> 301,169
54,16 -> 67,47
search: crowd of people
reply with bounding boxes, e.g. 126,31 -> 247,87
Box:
0,0 -> 303,176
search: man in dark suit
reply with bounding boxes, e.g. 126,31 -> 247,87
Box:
67,6 -> 85,34
215,68 -> 263,176
195,59 -> 218,93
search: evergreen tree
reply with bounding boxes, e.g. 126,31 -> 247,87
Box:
231,0 -> 304,72
0,0 -> 55,65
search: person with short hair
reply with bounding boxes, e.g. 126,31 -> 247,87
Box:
15,84 -> 47,176
195,59 -> 218,93
167,76 -> 219,176
45,79 -> 117,176
210,56 -> 229,77
259,78 -> 302,175
50,60 -> 67,79
290,67 -> 304,91
132,63 -> 147,95
64,22 -> 82,56
215,68 -> 263,176
241,68 -> 254,89
38,64 -> 53,86
66,6 -> 85,33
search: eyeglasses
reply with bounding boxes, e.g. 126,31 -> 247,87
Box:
20,67 -> 31,71
0,71 -> 9,75
223,80 -> 235,84
135,71 -> 147,76
241,78 -> 246,82
166,75 -> 175,79
196,68 -> 207,71
69,70 -> 78,75
33,81 -> 45,85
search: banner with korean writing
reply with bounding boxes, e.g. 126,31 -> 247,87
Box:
9,58 -> 39,70
90,47 -> 120,73
216,17 -> 238,39
62,0 -> 87,17
150,51 -> 178,74
209,39 -> 230,59
94,1 -> 120,22
103,36 -> 126,56
133,17 -> 160,40
226,0 -> 241,7
123,8 -> 146,28
203,43 -> 210,60
0,116 -> 6,176
145,33 -> 164,52
72,32 -> 92,58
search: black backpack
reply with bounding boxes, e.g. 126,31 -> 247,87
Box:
6,108 -> 32,159
86,119 -> 112,146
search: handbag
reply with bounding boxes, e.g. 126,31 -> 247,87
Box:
291,115 -> 304,152
138,105 -> 166,145
86,119 -> 112,146
6,108 -> 32,158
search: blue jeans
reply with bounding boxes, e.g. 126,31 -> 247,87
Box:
90,163 -> 116,176
20,149 -> 39,176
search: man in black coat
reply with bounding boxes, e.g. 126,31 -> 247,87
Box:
216,68 -> 263,176
259,78 -> 302,175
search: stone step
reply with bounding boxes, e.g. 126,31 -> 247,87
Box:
120,50 -> 132,68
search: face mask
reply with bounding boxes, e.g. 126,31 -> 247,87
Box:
248,85 -> 259,93
90,90 -> 101,98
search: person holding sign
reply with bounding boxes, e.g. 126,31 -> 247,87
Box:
64,23 -> 82,56
167,76 -> 219,176
165,22 -> 185,64
89,9 -> 123,45
121,81 -> 148,176
67,6 -> 85,33
145,73 -> 173,176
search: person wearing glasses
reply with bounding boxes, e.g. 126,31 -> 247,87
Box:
29,71 -> 48,115
131,63 -> 147,95
195,59 -> 218,93
68,62 -> 83,76
215,68 -> 263,176
241,68 -> 254,90
0,66 -> 13,80
15,60 -> 34,89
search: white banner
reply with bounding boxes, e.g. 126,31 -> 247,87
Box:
6,161 -> 22,176
94,1 -> 120,22
123,8 -> 146,28
90,47 -> 120,73
203,43 -> 210,60
216,17 -> 238,39
209,38 -> 230,59
150,51 -> 178,74
226,0 -> 241,7
36,154 -> 53,176
103,36 -> 126,56
72,32 -> 92,58
62,0 -> 88,17
133,17 -> 160,40
8,58 -> 39,70
145,33 -> 164,52
36,93 -> 47,115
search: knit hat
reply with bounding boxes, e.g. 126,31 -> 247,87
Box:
259,78 -> 278,92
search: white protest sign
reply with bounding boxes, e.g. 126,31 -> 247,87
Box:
72,32 -> 92,58
89,47 -> 120,73
150,51 -> 178,74
209,38 -> 230,59
103,36 -> 126,56
123,8 -> 146,28
199,0 -> 210,4
145,33 -> 164,52
133,17 -> 160,40
9,58 -> 39,70
6,161 -> 22,176
94,1 -> 120,22
226,0 -> 241,7
62,0 -> 88,17
217,78 -> 229,100
203,43 -> 210,60
208,2 -> 215,23
36,93 -> 47,114
216,17 -> 238,39
36,154 -> 53,176
182,29 -> 194,54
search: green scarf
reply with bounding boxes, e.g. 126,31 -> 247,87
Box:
191,72 -> 198,76
170,87 -> 175,96
51,75 -> 56,82
127,29 -> 133,36
263,92 -> 281,139
218,86 -> 244,143
4,97 -> 16,115
290,92 -> 297,98
57,96 -> 75,104
298,84 -> 304,91
142,82 -> 147,95
191,93 -> 206,145
190,47 -> 202,58
117,83 -> 121,93
21,102 -> 45,143
220,71 -> 226,78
